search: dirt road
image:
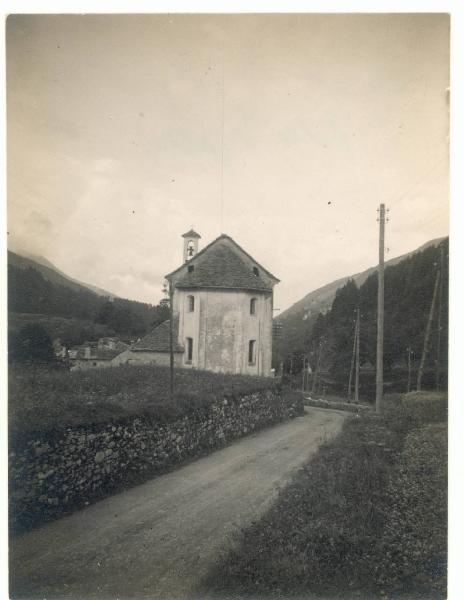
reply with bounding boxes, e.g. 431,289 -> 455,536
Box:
10,407 -> 347,600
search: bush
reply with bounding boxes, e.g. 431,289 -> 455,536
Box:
375,424 -> 447,596
8,323 -> 55,364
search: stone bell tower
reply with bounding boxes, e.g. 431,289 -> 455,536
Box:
182,229 -> 201,262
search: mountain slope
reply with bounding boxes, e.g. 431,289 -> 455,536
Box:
277,237 -> 445,324
274,237 -> 446,364
301,238 -> 449,396
8,251 -> 118,298
8,252 -> 169,345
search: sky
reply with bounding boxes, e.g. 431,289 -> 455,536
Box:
7,13 -> 450,311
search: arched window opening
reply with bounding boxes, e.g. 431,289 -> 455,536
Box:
253,266 -> 259,277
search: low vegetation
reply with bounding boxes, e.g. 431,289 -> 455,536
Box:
9,364 -> 281,436
203,392 -> 447,599
304,395 -> 370,413
8,256 -> 170,341
276,239 -> 448,397
8,312 -> 116,348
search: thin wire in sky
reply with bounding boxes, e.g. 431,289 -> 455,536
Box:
220,51 -> 225,234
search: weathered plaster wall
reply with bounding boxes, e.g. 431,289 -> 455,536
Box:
10,389 -> 303,532
175,289 -> 273,376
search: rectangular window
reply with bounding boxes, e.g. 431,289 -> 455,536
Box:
248,340 -> 256,365
186,337 -> 193,363
250,298 -> 257,315
187,295 -> 195,312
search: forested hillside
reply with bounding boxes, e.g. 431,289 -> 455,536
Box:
8,254 -> 169,345
8,251 -> 117,298
274,238 -> 445,365
276,238 -> 448,395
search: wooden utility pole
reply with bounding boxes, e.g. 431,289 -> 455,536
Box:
301,356 -> 305,392
375,204 -> 386,413
348,312 -> 357,400
417,263 -> 441,391
169,282 -> 174,402
312,341 -> 323,395
435,245 -> 444,390
355,308 -> 360,404
406,346 -> 413,393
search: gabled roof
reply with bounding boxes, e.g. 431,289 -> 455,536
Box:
165,234 -> 279,291
131,320 -> 184,353
182,229 -> 201,239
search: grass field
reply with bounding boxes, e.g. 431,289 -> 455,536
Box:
9,363 -> 280,435
203,391 -> 447,600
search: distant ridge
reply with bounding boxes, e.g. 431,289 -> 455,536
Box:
8,251 -> 118,299
276,237 -> 446,325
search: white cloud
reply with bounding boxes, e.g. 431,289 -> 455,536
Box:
7,14 -> 449,309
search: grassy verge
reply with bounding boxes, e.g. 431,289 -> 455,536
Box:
9,364 -> 280,436
202,392 -> 447,600
304,395 -> 371,413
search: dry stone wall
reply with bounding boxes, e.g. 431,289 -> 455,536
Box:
10,389 -> 303,532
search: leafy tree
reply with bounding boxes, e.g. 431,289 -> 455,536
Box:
9,324 -> 56,364
150,299 -> 170,329
283,239 -> 449,393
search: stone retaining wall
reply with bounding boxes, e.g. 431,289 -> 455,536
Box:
9,389 -> 303,532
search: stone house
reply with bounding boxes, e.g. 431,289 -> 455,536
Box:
114,230 -> 279,376
112,320 -> 184,367
69,339 -> 128,371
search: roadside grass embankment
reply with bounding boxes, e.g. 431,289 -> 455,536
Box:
202,391 -> 447,600
9,363 -> 283,437
304,394 -> 371,414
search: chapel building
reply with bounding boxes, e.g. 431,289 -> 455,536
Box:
114,230 -> 279,377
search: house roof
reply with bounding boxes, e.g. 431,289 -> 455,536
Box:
131,320 -> 184,353
182,229 -> 201,239
71,342 -> 128,361
166,234 -> 279,291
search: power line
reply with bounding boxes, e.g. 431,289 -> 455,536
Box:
383,156 -> 447,209
219,52 -> 225,233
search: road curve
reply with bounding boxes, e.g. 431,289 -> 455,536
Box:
10,407 -> 347,600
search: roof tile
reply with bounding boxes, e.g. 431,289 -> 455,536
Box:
173,240 -> 273,291
131,320 -> 184,353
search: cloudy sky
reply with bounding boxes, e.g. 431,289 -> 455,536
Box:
7,13 -> 449,311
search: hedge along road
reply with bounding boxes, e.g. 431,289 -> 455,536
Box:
10,406 -> 347,600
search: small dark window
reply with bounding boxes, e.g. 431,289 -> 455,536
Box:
248,340 -> 256,365
253,266 -> 259,277
250,298 -> 257,315
187,295 -> 195,312
186,337 -> 193,362
188,264 -> 194,273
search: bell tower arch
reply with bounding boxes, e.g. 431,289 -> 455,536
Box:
182,229 -> 201,262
